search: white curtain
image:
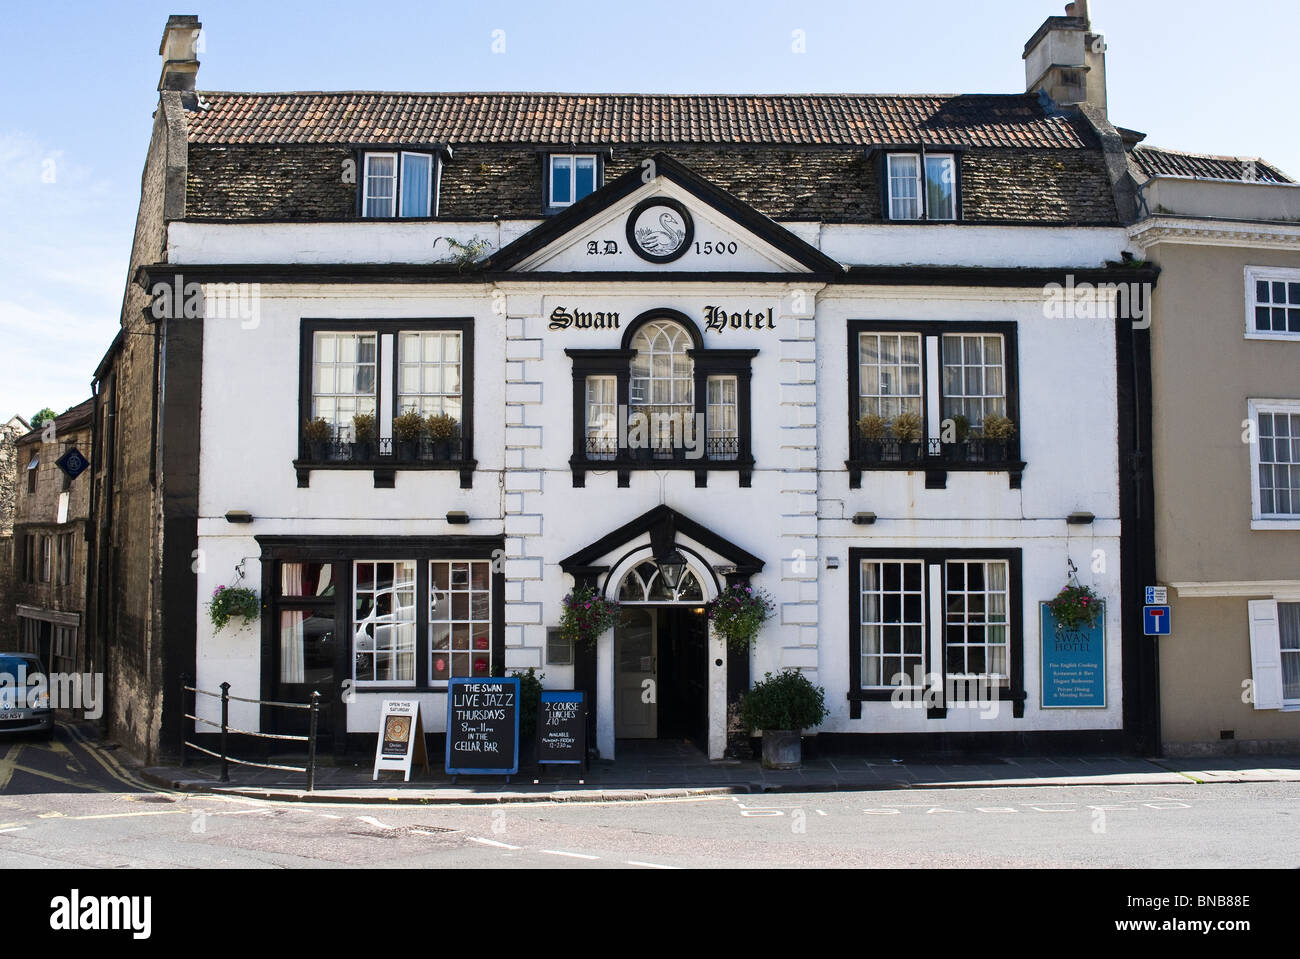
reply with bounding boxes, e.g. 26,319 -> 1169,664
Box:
400,153 -> 432,217
280,563 -> 305,683
1280,603 -> 1300,701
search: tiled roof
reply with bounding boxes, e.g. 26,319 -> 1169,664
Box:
185,92 -> 1095,149
1131,145 -> 1292,184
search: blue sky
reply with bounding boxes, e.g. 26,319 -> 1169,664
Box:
1,0 -> 1296,419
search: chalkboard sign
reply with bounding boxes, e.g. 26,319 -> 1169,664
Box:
537,690 -> 586,766
445,677 -> 520,777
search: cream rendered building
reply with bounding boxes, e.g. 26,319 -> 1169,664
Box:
1128,148 -> 1300,754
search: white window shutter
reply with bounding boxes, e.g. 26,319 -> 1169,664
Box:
1248,600 -> 1284,710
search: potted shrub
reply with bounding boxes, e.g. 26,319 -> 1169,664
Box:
708,584 -> 775,650
1047,583 -> 1103,631
739,670 -> 830,770
351,412 -> 376,462
302,417 -> 333,462
980,413 -> 1016,462
207,584 -> 261,632
946,414 -> 971,462
891,411 -> 924,463
558,586 -> 621,647
512,667 -> 545,767
393,410 -> 426,462
856,413 -> 888,461
425,412 -> 459,461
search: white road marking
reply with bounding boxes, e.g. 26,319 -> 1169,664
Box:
627,860 -> 677,869
358,816 -> 394,829
469,836 -> 520,850
542,849 -> 599,860
0,827 -> 27,834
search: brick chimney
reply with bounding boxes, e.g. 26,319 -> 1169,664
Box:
158,14 -> 202,91
1023,1 -> 1107,117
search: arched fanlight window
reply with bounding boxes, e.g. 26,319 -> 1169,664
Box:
616,560 -> 705,603
629,320 -> 694,453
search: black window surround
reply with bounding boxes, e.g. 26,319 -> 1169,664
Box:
354,147 -> 443,219
872,147 -> 965,223
846,319 -> 1024,490
541,149 -> 607,216
295,318 -> 477,489
256,535 -> 506,743
847,547 -> 1025,720
566,309 -> 757,489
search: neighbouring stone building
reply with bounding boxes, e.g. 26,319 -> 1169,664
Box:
11,401 -> 95,680
0,414 -> 31,649
1127,147 -> 1300,755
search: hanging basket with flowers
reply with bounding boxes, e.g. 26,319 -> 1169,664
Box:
1047,583 -> 1102,631
708,584 -> 775,649
208,584 -> 261,632
559,586 -> 621,647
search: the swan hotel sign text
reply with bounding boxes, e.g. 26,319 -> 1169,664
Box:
549,306 -> 777,333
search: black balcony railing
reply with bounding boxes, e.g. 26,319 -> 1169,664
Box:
583,434 -> 741,463
850,435 -> 1018,466
301,433 -> 466,465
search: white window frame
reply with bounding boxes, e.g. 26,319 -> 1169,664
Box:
887,153 -> 957,221
859,559 -> 928,690
311,332 -> 378,442
548,153 -> 598,209
706,375 -> 739,461
362,152 -> 398,218
1244,266 -> 1300,341
428,559 -> 493,686
858,332 -> 924,421
1247,398 -> 1300,529
398,151 -> 434,218
362,151 -> 437,218
941,333 -> 1008,429
351,560 -> 418,688
585,375 -> 618,461
1248,598 -> 1300,710
397,330 -> 462,420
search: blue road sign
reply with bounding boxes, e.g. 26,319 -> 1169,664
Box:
1143,605 -> 1172,636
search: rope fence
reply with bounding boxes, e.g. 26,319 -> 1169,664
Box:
181,680 -> 322,790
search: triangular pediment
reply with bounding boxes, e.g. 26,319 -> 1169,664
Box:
487,154 -> 842,276
559,504 -> 765,579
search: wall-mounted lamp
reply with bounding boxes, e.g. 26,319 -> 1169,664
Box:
1066,511 -> 1095,526
446,511 -> 470,525
853,512 -> 878,526
224,510 -> 253,524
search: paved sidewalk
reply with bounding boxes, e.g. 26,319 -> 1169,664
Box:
136,748 -> 1300,805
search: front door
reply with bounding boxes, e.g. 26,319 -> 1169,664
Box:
615,608 -> 657,738
268,561 -> 338,748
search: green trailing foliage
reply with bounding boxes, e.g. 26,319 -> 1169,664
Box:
208,585 -> 260,631
559,586 -> 620,647
1047,584 -> 1103,630
708,584 -> 774,649
512,667 -> 545,741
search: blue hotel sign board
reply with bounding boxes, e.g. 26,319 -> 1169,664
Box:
1040,603 -> 1107,709
445,677 -> 520,777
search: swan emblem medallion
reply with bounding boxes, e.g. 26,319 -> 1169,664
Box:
627,198 -> 694,262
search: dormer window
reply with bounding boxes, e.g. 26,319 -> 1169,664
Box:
548,154 -> 598,210
362,151 -> 436,218
886,153 -> 957,221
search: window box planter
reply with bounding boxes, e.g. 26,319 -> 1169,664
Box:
350,440 -> 375,462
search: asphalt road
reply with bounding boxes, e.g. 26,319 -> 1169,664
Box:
1,724 -> 1297,869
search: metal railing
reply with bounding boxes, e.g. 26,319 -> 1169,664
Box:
182,681 -> 321,791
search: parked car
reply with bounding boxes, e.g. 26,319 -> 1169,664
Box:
0,653 -> 54,739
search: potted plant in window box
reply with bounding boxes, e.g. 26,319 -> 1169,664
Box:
856,413 -> 888,462
303,417 -> 333,462
945,414 -> 971,462
739,670 -> 830,770
351,412 -> 376,463
393,410 -> 426,463
980,413 -> 1016,463
425,412 -> 459,461
891,411 -> 924,463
